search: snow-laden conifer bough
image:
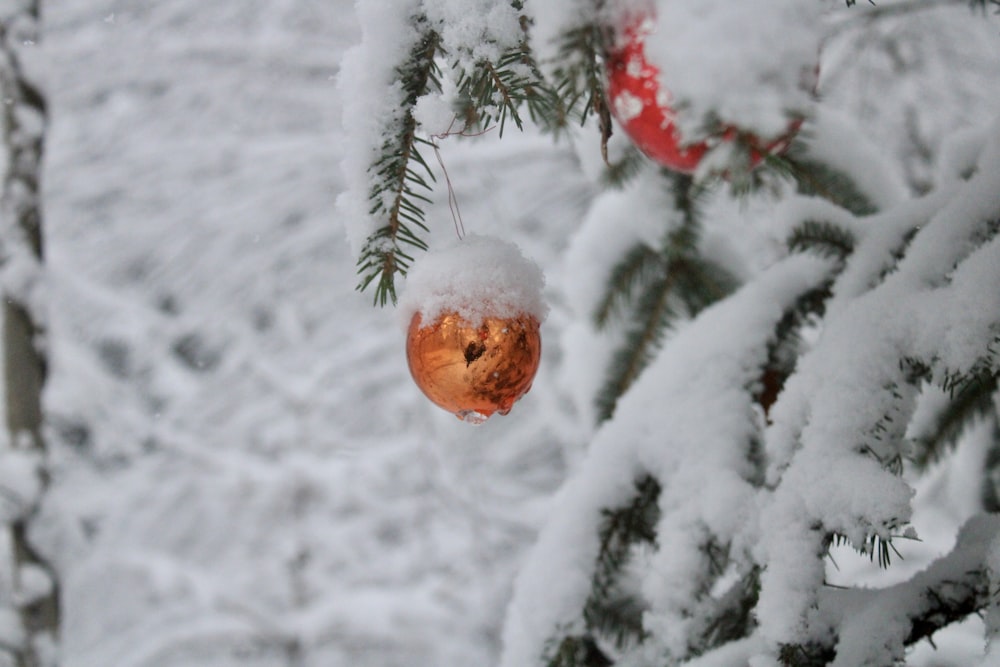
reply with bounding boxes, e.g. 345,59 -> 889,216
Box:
337,0 -> 1000,664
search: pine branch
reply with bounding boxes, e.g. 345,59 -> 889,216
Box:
777,641 -> 835,667
595,270 -> 679,422
783,520 -> 997,666
771,153 -> 879,217
549,17 -> 614,157
756,284 -> 833,419
357,5 -> 566,304
589,476 -> 661,606
456,52 -> 535,137
582,596 -> 647,651
454,7 -> 564,137
672,255 -> 740,317
545,636 -> 613,667
829,531 -> 905,569
664,172 -> 709,233
905,572 -> 988,646
541,478 -> 660,666
844,0 -> 997,21
357,22 -> 442,306
787,220 -> 856,260
593,243 -> 662,329
696,568 -> 761,654
910,367 -> 999,468
595,174 -> 729,423
601,146 -> 645,189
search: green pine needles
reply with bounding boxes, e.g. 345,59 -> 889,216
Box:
355,2 -> 615,305
356,4 -> 573,305
453,34 -> 563,137
594,174 -> 738,422
543,475 -> 661,667
549,18 -> 614,155
769,147 -> 880,217
357,19 -> 443,306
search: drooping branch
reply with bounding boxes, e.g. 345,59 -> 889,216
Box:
356,21 -> 442,306
776,514 -> 1000,667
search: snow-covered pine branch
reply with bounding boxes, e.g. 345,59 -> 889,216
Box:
502,252 -> 840,666
502,108 -> 1000,667
338,0 -> 559,305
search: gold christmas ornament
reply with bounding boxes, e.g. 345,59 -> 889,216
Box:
406,311 -> 542,424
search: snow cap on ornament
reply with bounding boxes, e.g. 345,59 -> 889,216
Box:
399,235 -> 547,424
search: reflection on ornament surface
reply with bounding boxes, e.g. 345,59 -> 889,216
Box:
406,311 -> 542,423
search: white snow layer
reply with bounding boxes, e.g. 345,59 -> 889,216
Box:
398,234 -> 547,327
335,0 -> 422,256
0,449 -> 42,523
758,119 -> 1000,651
501,254 -> 837,666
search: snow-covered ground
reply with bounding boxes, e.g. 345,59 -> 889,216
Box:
33,2 -> 586,665
7,0 -> 999,665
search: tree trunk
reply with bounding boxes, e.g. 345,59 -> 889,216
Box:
1,2 -> 60,665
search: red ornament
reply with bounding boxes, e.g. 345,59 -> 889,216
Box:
406,311 -> 542,424
605,17 -> 801,174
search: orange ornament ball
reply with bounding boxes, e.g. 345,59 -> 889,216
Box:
406,311 -> 542,424
399,234 -> 547,423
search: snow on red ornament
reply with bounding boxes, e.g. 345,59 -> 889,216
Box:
399,235 -> 547,424
605,15 -> 802,174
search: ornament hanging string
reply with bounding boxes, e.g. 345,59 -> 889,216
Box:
428,117 -> 496,241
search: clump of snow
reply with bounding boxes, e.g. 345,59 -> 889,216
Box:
935,122 -> 991,185
0,449 -> 42,523
609,0 -> 823,142
398,234 -> 547,328
13,563 -> 54,607
799,108 -> 908,211
423,0 -> 523,68
335,0 -> 422,256
525,0 -> 601,76
0,607 -> 24,653
560,169 -> 678,316
413,90 -> 460,137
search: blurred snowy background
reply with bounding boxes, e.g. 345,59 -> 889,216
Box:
33,1 -> 585,665
6,0 -> 999,665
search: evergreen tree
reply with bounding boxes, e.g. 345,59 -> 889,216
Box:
0,2 -> 60,666
339,1 -> 1000,665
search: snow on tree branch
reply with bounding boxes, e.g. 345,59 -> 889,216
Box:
501,96 -> 1000,667
338,0 -> 555,305
501,254 -> 838,666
